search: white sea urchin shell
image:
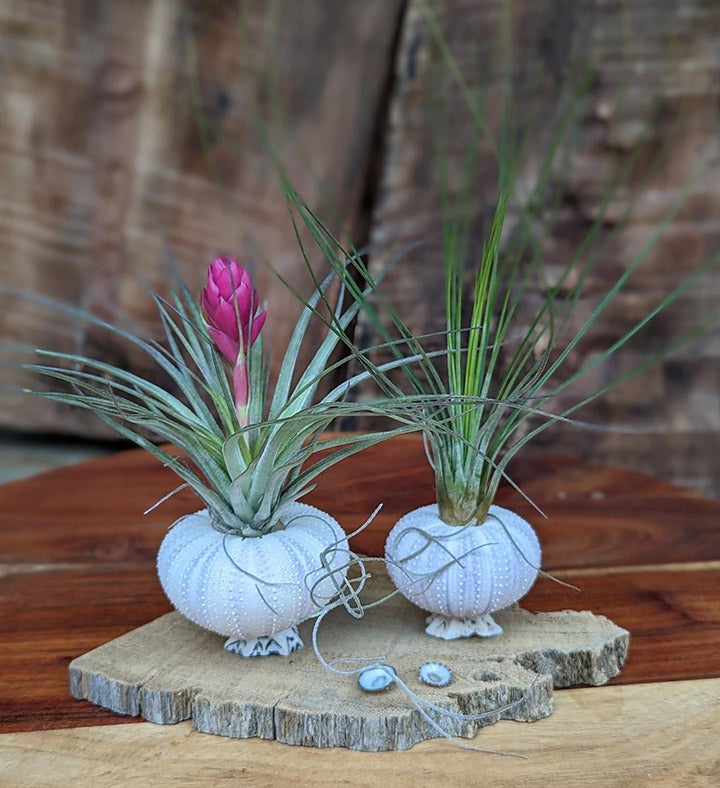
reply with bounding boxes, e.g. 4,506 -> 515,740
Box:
157,502 -> 348,651
385,503 -> 541,639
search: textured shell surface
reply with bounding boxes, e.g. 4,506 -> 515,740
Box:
156,502 -> 348,640
385,503 -> 541,618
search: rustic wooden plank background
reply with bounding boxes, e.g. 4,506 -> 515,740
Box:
357,0 -> 720,498
0,0 -> 404,429
1,0 -> 719,497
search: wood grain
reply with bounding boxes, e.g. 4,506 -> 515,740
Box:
1,679 -> 718,786
0,0 -> 404,434
66,574 -> 628,750
3,561 -> 717,734
2,0 -> 719,505
2,435 -> 716,566
358,0 -> 720,498
1,435 -> 718,737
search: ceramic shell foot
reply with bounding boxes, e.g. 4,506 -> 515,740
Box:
224,626 -> 303,657
425,612 -> 504,640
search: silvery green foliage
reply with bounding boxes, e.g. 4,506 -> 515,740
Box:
23,257 -> 420,536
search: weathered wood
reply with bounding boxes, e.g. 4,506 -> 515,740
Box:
2,1 -> 719,505
358,0 -> 720,498
3,679 -> 719,785
67,565 -> 628,751
4,560 -> 719,733
0,0 -> 404,434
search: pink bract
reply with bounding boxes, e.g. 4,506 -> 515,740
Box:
201,257 -> 266,363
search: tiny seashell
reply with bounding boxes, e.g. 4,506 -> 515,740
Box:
418,662 -> 453,687
358,666 -> 397,693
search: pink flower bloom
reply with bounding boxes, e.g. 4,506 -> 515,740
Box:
202,257 -> 266,425
201,257 -> 266,364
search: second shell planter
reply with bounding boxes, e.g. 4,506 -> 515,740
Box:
157,503 -> 348,657
385,503 -> 541,640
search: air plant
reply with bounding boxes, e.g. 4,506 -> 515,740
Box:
291,169 -> 719,528
21,253 -> 423,538
285,150 -> 719,641
281,0 -> 720,532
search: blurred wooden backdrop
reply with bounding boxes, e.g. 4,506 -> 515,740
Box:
1,0 -> 718,498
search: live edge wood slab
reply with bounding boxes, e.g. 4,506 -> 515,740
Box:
68,572 -> 628,751
1,435 -> 719,780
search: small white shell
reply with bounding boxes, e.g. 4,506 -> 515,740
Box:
425,612 -> 504,640
223,626 -> 304,657
157,502 -> 348,642
418,662 -> 452,687
358,666 -> 396,692
385,504 -> 541,627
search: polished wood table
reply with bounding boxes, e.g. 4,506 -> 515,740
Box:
1,435 -> 718,785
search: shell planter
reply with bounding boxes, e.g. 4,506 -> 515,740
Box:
157,502 -> 348,657
385,504 -> 541,639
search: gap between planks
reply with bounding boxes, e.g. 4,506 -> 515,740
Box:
4,559 -> 719,580
549,560 -> 720,578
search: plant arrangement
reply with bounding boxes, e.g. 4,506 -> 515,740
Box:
23,253 -> 420,657
18,0 -> 719,663
290,148 -> 719,640
262,0 -> 719,644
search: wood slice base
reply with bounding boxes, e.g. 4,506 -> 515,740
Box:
69,571 -> 629,751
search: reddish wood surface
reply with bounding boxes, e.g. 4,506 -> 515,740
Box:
1,434 -> 719,734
